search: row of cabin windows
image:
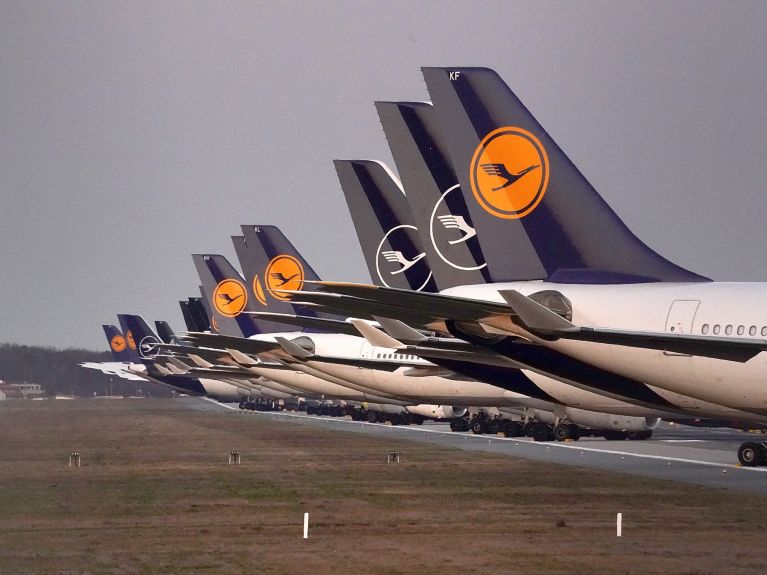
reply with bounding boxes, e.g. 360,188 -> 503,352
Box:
375,352 -> 418,360
700,324 -> 767,337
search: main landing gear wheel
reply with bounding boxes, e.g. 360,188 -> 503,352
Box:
738,442 -> 767,467
529,422 -> 553,442
501,420 -> 523,438
554,423 -> 580,441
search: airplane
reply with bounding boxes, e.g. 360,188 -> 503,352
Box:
289,67 -> 767,464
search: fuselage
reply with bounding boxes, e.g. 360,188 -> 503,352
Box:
444,281 -> 767,417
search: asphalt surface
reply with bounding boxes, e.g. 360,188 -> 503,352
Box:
185,397 -> 767,495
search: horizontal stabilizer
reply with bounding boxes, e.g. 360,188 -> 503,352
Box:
275,337 -> 313,360
350,318 -> 406,350
227,348 -> 258,366
374,316 -> 428,344
245,311 -> 362,336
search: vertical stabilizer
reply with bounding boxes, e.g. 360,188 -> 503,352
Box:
334,159 -> 435,292
421,67 -> 708,284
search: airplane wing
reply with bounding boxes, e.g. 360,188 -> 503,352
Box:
180,332 -> 280,355
244,311 -> 366,337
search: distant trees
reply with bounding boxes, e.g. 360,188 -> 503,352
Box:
0,344 -> 172,397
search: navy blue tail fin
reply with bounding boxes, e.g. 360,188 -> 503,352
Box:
196,287 -> 216,332
179,300 -> 198,332
238,225 -> 339,321
375,101 -> 491,290
334,159 -> 436,292
155,321 -> 177,344
421,67 -> 709,284
117,314 -> 162,360
103,325 -> 134,362
192,254 -> 262,337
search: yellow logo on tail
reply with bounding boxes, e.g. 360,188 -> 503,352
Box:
110,335 -> 127,353
213,279 -> 248,317
253,274 -> 267,306
265,255 -> 304,301
470,126 -> 549,219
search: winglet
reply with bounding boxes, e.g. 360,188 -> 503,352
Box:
373,316 -> 427,344
274,337 -> 314,360
187,354 -> 214,369
167,356 -> 193,371
227,348 -> 258,366
350,319 -> 407,349
497,290 -> 575,333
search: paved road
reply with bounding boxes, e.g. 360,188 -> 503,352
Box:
187,398 -> 767,495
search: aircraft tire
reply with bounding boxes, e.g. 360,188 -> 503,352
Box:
738,442 -> 766,467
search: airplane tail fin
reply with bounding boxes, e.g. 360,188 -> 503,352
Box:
179,300 -> 198,332
334,159 -> 435,292
194,290 -> 214,332
192,254 -> 262,338
375,101 -> 491,290
117,314 -> 163,360
421,67 -> 709,284
103,324 -> 134,362
155,321 -> 177,344
237,225 -> 340,322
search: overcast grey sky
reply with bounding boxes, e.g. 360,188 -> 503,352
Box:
2,1 -> 767,350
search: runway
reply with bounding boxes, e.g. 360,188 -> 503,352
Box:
188,398 -> 767,494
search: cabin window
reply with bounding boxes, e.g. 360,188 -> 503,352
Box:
701,324 -> 709,334
713,324 -> 721,334
725,325 -> 733,335
737,325 -> 745,336
376,353 -> 380,359
750,326 -> 757,336
763,327 -> 767,337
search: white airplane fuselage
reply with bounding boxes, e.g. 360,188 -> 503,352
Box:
444,281 -> 767,417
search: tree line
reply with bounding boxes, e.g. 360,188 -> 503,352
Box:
0,344 -> 173,397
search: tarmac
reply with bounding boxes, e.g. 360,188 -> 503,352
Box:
185,397 -> 767,495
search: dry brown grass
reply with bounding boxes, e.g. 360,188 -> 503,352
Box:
0,399 -> 766,574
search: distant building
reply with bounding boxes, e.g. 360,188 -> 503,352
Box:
0,389 -> 5,401
0,383 -> 45,399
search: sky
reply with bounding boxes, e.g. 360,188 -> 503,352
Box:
2,1 -> 767,350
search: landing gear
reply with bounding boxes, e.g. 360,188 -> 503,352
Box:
603,430 -> 629,441
628,430 -> 653,440
470,417 -> 488,435
554,423 -> 581,442
501,420 -> 524,438
528,421 -> 554,442
450,417 -> 471,432
738,441 -> 767,466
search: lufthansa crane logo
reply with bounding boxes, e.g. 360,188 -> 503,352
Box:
125,330 -> 136,350
265,255 -> 304,300
375,225 -> 432,291
138,335 -> 160,359
213,279 -> 248,317
252,274 -> 268,306
470,126 -> 549,219
110,334 -> 127,353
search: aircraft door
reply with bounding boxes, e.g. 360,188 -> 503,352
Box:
665,300 -> 700,334
664,299 -> 700,357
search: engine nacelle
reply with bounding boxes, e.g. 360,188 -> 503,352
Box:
567,408 -> 659,431
407,405 -> 468,419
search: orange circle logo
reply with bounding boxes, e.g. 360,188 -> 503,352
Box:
125,330 -> 136,350
211,315 -> 219,333
253,274 -> 267,306
213,279 -> 247,317
110,335 -> 127,353
265,255 -> 304,300
470,126 -> 549,219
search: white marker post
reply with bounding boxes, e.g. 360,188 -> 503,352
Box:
303,512 -> 309,539
616,513 -> 622,537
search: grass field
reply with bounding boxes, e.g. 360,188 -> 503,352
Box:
1,399 -> 766,574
